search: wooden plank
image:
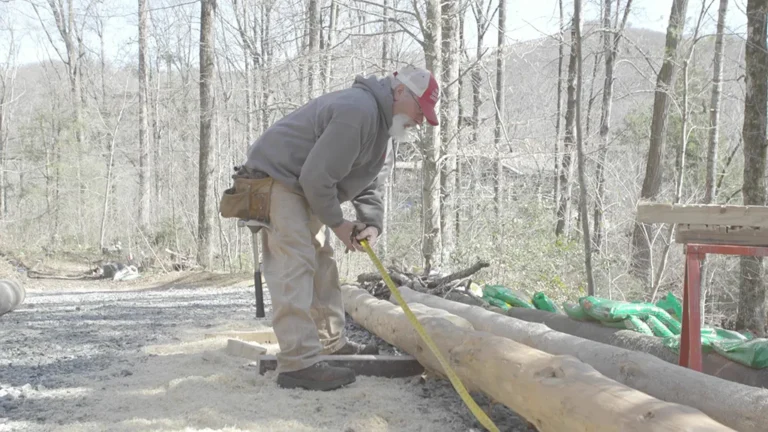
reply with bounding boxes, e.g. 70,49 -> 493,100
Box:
675,224 -> 768,246
204,329 -> 277,344
226,339 -> 267,361
257,354 -> 425,378
637,202 -> 768,227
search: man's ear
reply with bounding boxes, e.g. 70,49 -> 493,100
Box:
393,84 -> 405,101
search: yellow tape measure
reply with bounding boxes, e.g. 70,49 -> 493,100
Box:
359,239 -> 500,432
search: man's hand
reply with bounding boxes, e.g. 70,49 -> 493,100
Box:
331,220 -> 366,252
355,226 -> 379,249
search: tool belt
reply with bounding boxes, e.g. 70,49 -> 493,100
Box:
219,165 -> 274,223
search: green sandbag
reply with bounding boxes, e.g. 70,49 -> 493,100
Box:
483,285 -> 535,309
712,338 -> 768,369
532,292 -> 561,313
656,292 -> 682,321
654,311 -> 682,335
646,315 -> 675,338
624,316 -> 654,336
578,296 -> 658,322
482,294 -> 511,311
601,320 -> 627,329
562,301 -> 597,322
662,334 -> 719,354
715,328 -> 748,341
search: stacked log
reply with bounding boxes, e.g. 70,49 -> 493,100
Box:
505,307 -> 768,389
0,279 -> 25,316
394,286 -> 768,432
342,285 -> 733,432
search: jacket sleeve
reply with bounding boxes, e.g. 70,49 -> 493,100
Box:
351,139 -> 394,234
299,114 -> 369,229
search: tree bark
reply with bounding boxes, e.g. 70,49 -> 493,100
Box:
421,0 -> 442,273
138,0 -> 151,233
440,0 -> 459,267
572,0 -> 595,295
630,0 -> 689,285
699,0 -> 729,327
554,0 -> 564,215
555,12 -> 578,237
394,287 -> 765,432
343,286 -> 734,431
594,0 -> 632,250
493,0 -> 506,221
469,0 -> 494,225
197,0 -> 217,269
705,0 -> 728,204
736,0 -> 768,336
324,0 -> 337,93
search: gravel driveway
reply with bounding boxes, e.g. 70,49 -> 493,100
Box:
0,274 -> 526,431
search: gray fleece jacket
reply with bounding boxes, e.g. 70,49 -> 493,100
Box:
243,75 -> 395,233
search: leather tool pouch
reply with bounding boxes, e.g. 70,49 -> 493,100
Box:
219,166 -> 274,223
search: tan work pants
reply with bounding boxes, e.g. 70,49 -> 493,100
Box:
262,180 -> 347,373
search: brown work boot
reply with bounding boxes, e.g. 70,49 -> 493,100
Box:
330,340 -> 379,355
276,362 -> 355,391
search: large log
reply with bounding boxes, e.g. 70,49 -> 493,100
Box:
395,286 -> 767,432
0,279 -> 25,317
341,285 -> 733,432
505,307 -> 768,389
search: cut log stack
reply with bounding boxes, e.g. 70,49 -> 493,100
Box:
504,307 -> 768,389
388,287 -> 768,432
342,285 -> 738,432
0,279 -> 25,316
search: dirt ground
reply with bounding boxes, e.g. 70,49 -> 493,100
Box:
0,257 -> 527,431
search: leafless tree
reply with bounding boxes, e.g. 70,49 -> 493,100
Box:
736,0 -> 768,336
630,0 -> 690,287
198,0 -> 217,268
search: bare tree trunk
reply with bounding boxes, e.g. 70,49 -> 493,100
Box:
736,0 -> 768,336
153,54 -> 162,224
705,0 -> 728,204
422,0 -> 442,273
0,31 -> 17,221
572,0 -> 595,295
324,0 -> 337,93
307,0 -> 319,99
440,0 -> 459,267
493,0 -> 506,221
244,7 -> 254,142
197,0 -> 217,269
261,3 -> 272,134
594,0 -> 632,251
469,0 -> 494,225
555,15 -> 578,237
381,0 -> 391,259
630,0 -> 689,285
554,0 -> 564,215
138,0 -> 151,234
699,0 -> 729,325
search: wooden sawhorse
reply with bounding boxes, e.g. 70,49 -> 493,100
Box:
638,202 -> 768,371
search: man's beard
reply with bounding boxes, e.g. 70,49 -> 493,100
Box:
388,113 -> 418,143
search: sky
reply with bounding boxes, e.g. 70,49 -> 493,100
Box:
0,0 -> 752,68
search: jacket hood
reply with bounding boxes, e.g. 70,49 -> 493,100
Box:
352,74 -> 393,132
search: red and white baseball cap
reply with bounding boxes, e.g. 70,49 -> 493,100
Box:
393,65 -> 440,126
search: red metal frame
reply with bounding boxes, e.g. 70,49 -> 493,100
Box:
679,243 -> 768,371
